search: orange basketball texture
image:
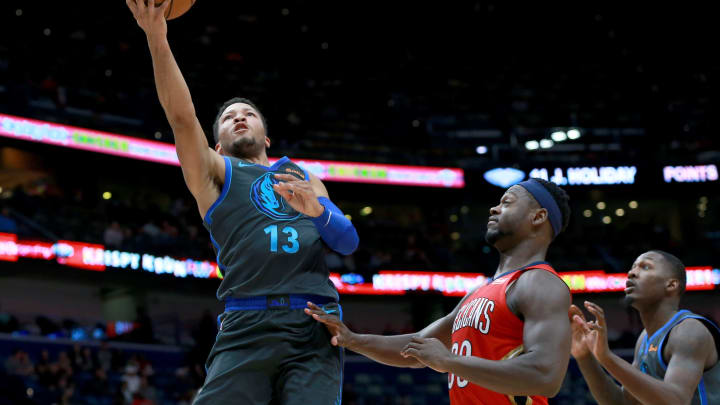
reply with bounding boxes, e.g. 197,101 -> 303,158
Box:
136,0 -> 196,20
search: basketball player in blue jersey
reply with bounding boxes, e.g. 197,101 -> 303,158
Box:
126,1 -> 359,404
571,250 -> 720,404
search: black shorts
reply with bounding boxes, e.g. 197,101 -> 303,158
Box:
193,300 -> 343,405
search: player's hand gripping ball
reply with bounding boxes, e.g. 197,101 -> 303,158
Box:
133,0 -> 196,20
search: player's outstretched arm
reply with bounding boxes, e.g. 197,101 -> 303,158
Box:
571,304 -> 641,405
581,302 -> 713,405
126,0 -> 224,215
402,270 -> 571,397
305,291 -> 468,368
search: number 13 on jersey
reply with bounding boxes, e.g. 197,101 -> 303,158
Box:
264,225 -> 299,253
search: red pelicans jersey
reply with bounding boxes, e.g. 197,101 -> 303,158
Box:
449,262 -> 565,405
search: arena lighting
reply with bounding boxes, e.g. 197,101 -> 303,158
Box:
3,233 -> 720,295
551,131 -> 567,142
525,140 -> 540,150
567,129 -> 581,139
0,113 -> 464,188
483,167 -> 525,188
475,145 -> 488,154
539,139 -> 554,149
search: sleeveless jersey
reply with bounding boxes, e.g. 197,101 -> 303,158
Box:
637,309 -> 720,405
449,262 -> 565,405
202,156 -> 338,301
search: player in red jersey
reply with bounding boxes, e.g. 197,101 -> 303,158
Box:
306,178 -> 572,405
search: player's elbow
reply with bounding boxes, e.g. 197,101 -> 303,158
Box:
331,226 -> 359,256
165,108 -> 198,130
539,377 -> 564,398
532,362 -> 565,397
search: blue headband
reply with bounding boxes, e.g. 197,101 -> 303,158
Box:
517,179 -> 562,238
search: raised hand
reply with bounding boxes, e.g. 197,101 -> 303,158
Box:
569,304 -> 593,360
272,174 -> 325,218
582,301 -> 612,363
305,302 -> 355,348
126,0 -> 170,39
400,337 -> 453,373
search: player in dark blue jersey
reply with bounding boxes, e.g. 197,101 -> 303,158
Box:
127,2 -> 359,404
571,250 -> 720,405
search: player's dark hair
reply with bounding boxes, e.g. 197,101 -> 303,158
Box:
650,250 -> 687,296
212,97 -> 267,144
530,178 -> 571,234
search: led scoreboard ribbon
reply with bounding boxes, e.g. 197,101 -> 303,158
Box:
0,113 -> 464,188
3,233 -> 718,295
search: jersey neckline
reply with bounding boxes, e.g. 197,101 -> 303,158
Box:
238,156 -> 290,170
490,260 -> 553,282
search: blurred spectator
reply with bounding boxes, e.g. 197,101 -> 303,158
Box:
122,362 -> 142,397
4,349 -> 34,377
97,341 -> 113,371
56,374 -> 76,405
81,367 -> 113,401
35,349 -> 52,382
70,343 -> 84,372
0,207 -> 17,233
104,221 -> 125,248
133,307 -> 155,344
190,310 -> 216,366
135,376 -> 158,405
325,248 -> 346,272
0,304 -> 19,333
57,351 -> 74,377
81,346 -> 97,372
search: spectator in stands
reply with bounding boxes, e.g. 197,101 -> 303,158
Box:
324,247 -> 346,272
36,349 -> 54,385
135,376 -> 158,405
70,343 -> 84,372
4,349 -> 34,377
104,220 -> 125,248
56,351 -> 74,377
81,367 -> 113,402
122,363 -> 142,397
0,207 -> 17,233
0,206 -> 17,233
0,304 -> 19,333
132,307 -> 155,344
97,341 -> 113,371
56,374 -> 76,405
120,381 -> 133,405
80,346 -> 97,372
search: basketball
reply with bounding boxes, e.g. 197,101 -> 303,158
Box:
136,0 -> 196,20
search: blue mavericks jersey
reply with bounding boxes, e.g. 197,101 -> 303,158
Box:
202,156 -> 338,301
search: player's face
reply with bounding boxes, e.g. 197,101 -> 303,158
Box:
625,252 -> 671,306
217,103 -> 268,157
485,186 -> 532,246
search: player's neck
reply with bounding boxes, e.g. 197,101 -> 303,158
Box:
637,301 -> 679,337
236,151 -> 270,167
493,240 -> 548,277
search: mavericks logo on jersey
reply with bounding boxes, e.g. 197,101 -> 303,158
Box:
250,172 -> 302,221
